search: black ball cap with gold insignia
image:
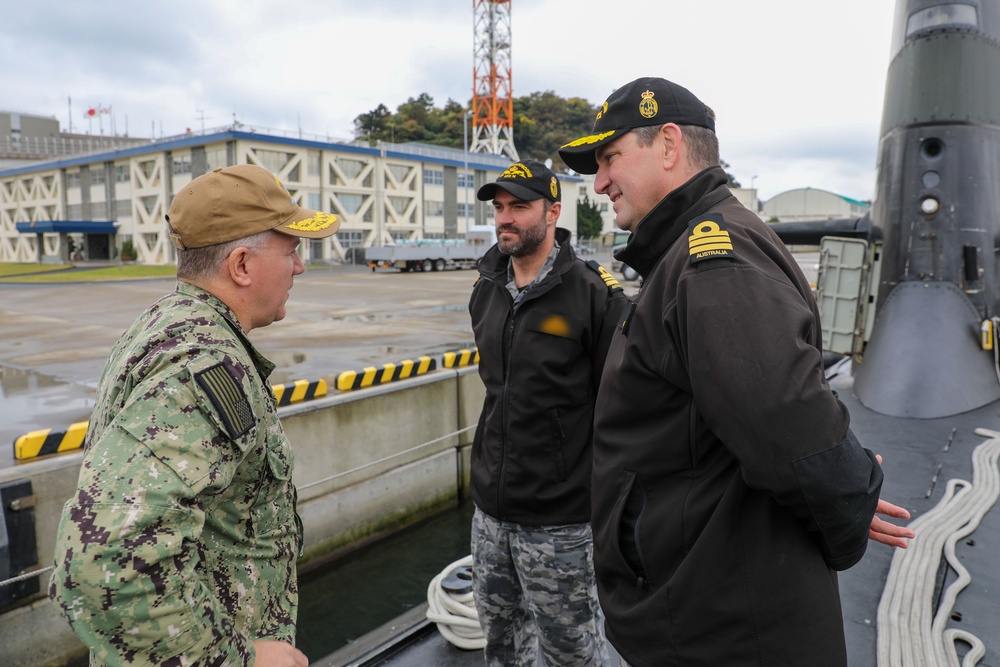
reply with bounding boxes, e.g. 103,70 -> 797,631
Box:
477,159 -> 561,203
558,77 -> 715,175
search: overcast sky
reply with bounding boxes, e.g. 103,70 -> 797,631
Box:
3,0 -> 898,201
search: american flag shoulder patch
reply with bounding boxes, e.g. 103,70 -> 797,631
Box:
195,362 -> 254,439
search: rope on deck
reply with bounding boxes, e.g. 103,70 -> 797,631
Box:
876,429 -> 1000,667
425,554 -> 485,650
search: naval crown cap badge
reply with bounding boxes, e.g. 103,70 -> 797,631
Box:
639,90 -> 658,119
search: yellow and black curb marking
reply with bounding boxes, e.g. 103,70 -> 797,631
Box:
13,378 -> 329,461
443,348 -> 479,368
273,379 -> 328,406
336,356 -> 437,391
14,420 -> 89,461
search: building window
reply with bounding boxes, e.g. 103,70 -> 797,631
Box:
206,147 -> 227,171
424,169 -> 443,185
388,196 -> 411,215
115,200 -> 131,218
307,192 -> 321,210
91,201 -> 109,219
66,172 -> 81,189
336,158 -> 365,181
457,173 -> 475,188
424,200 -> 444,217
337,194 -> 364,215
308,151 -> 321,177
336,230 -> 365,247
66,203 -> 83,219
172,156 -> 192,175
90,169 -> 107,186
309,237 -> 324,259
114,165 -> 130,183
255,149 -> 294,175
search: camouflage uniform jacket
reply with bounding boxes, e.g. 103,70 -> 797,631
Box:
50,281 -> 303,667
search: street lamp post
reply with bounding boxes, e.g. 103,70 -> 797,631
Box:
463,110 -> 473,236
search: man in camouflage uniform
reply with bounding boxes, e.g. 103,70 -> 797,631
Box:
469,160 -> 626,666
49,164 -> 340,667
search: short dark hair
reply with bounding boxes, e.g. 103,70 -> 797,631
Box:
631,111 -> 720,171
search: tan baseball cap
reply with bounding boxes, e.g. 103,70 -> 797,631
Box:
165,164 -> 340,249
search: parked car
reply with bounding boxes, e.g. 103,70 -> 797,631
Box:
610,243 -> 639,281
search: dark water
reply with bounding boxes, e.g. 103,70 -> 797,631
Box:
296,500 -> 475,662
64,501 -> 473,667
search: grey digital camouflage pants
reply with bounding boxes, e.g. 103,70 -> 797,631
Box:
471,505 -> 613,667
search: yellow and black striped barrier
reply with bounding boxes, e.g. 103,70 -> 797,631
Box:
336,356 -> 437,391
273,378 -> 328,406
13,378 -> 330,461
443,348 -> 479,368
14,420 -> 89,461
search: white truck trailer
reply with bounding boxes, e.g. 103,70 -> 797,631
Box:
366,226 -> 497,272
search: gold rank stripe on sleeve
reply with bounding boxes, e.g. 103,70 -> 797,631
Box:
586,260 -> 624,292
688,213 -> 736,264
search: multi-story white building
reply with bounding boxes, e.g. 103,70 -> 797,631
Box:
0,125 -> 584,265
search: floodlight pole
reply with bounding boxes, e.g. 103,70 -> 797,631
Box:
463,110 -> 473,235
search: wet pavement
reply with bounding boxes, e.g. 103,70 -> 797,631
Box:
0,260 -> 502,467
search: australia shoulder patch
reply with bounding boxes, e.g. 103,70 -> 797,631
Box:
687,213 -> 736,264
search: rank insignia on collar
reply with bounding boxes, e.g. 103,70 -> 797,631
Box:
688,213 -> 735,264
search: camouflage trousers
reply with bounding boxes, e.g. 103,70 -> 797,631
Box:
471,505 -> 613,667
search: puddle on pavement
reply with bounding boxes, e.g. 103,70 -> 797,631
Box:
0,365 -> 95,467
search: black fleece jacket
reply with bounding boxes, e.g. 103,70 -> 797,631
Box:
469,227 -> 627,525
592,167 -> 883,667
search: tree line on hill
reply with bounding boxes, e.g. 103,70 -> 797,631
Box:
353,91 -> 596,172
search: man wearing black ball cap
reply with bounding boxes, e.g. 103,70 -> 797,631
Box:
559,78 -> 913,667
468,159 -> 626,666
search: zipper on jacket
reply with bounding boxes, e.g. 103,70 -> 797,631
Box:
480,273 -> 518,520
498,309 -> 517,518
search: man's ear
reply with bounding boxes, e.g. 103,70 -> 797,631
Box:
227,246 -> 253,287
546,201 -> 561,225
660,123 -> 683,170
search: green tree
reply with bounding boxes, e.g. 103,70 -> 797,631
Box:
353,104 -> 391,146
512,92 -> 597,170
721,160 -> 741,188
576,194 -> 604,238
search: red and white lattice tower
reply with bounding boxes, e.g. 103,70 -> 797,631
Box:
471,0 -> 519,160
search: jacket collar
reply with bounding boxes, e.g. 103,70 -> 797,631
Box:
615,166 -> 731,277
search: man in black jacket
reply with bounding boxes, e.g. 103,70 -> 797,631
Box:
469,160 -> 626,666
558,77 -> 914,667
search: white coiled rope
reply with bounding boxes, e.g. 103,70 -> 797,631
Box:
425,554 -> 485,650
877,428 -> 1000,667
